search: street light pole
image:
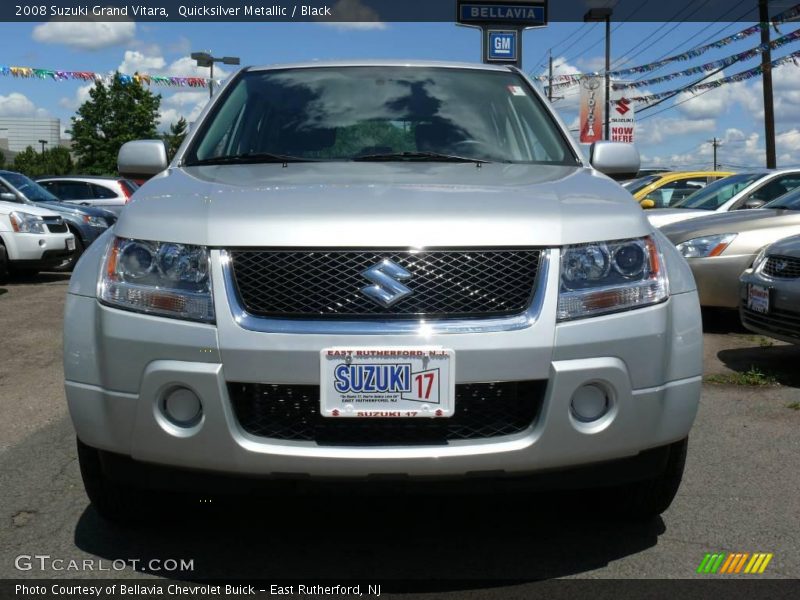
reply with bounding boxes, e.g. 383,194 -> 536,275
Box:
584,8 -> 613,141
759,0 -> 776,168
38,139 -> 47,153
191,51 -> 241,99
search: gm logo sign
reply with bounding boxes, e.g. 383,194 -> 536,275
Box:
488,30 -> 517,62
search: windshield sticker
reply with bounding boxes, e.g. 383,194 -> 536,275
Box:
508,85 -> 527,97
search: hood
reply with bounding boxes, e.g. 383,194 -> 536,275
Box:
33,200 -> 116,220
661,209 -> 800,244
646,208 -> 710,228
0,200 -> 63,218
115,163 -> 652,247
766,232 -> 800,257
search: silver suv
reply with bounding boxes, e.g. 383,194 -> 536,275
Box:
64,61 -> 702,521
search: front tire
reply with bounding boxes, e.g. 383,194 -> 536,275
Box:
606,437 -> 688,520
0,243 -> 8,284
77,438 -> 156,523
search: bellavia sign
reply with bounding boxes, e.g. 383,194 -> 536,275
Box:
456,1 -> 548,68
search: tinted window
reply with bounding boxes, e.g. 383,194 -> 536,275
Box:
622,175 -> 659,195
91,184 -> 118,199
765,187 -> 800,209
49,181 -> 93,199
186,67 -> 576,165
672,173 -> 766,210
1,172 -> 61,202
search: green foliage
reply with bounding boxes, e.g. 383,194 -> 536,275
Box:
11,146 -> 74,178
0,149 -> 5,169
316,121 -> 416,158
163,117 -> 188,161
705,367 -> 778,387
70,73 -> 161,175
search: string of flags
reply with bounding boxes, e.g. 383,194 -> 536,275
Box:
0,66 -> 219,88
628,50 -> 800,104
612,28 -> 800,91
539,1 -> 800,86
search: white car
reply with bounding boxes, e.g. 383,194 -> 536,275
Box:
36,176 -> 138,216
648,170 -> 800,228
0,199 -> 75,280
64,61 -> 702,522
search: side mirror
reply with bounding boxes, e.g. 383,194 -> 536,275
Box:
118,140 -> 168,180
743,198 -> 766,210
589,141 -> 640,181
0,191 -> 17,202
640,199 -> 656,209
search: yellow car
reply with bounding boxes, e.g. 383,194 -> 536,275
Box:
623,171 -> 734,209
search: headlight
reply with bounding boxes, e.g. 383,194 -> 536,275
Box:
676,233 -> 737,258
9,211 -> 46,234
98,237 -> 214,322
558,236 -> 668,321
82,215 -> 108,228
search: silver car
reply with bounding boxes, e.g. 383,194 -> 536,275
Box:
662,187 -> 800,308
63,61 -> 702,521
740,233 -> 800,343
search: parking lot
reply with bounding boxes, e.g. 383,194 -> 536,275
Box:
1,272 -> 798,587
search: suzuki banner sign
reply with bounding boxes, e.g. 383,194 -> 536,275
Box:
610,87 -> 636,144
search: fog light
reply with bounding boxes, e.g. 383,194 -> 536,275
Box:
570,384 -> 609,422
163,387 -> 202,427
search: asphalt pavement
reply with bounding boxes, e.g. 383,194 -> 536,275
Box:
1,275 -> 799,589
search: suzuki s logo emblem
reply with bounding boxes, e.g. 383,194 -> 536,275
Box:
361,259 -> 413,307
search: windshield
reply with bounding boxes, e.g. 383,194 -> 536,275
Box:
622,175 -> 659,195
185,66 -> 576,165
765,187 -> 800,210
1,172 -> 61,203
671,172 -> 765,210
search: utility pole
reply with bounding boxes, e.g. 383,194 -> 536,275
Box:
710,137 -> 721,171
584,8 -> 613,140
548,49 -> 553,102
759,0 -> 776,168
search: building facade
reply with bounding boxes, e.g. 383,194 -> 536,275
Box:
0,117 -> 61,153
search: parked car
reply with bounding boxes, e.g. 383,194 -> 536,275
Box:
0,171 -> 116,270
36,176 -> 138,216
65,60 -> 702,522
0,197 -> 75,281
662,186 -> 800,308
648,169 -> 800,228
627,171 -> 734,208
740,233 -> 800,344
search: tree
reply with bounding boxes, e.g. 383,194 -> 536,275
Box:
70,73 -> 161,175
0,149 -> 5,169
12,145 -> 74,178
163,117 -> 188,161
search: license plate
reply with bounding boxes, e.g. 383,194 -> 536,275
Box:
66,237 -> 76,251
320,348 -> 455,418
747,284 -> 770,314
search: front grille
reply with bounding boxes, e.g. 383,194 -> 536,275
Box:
228,248 -> 542,319
43,217 -> 67,233
742,306 -> 800,342
229,381 -> 545,445
763,255 -> 800,279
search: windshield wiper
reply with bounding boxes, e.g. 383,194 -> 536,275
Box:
352,151 -> 490,164
186,152 -> 316,166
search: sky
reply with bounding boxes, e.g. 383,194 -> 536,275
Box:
1,16 -> 799,169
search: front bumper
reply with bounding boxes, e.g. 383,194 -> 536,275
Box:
5,231 -> 74,267
64,254 -> 702,478
739,269 -> 800,344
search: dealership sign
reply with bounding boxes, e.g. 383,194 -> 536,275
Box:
579,76 -> 605,144
610,87 -> 636,143
456,1 -> 548,68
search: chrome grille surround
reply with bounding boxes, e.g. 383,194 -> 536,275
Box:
227,248 -> 542,317
220,249 -> 550,335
